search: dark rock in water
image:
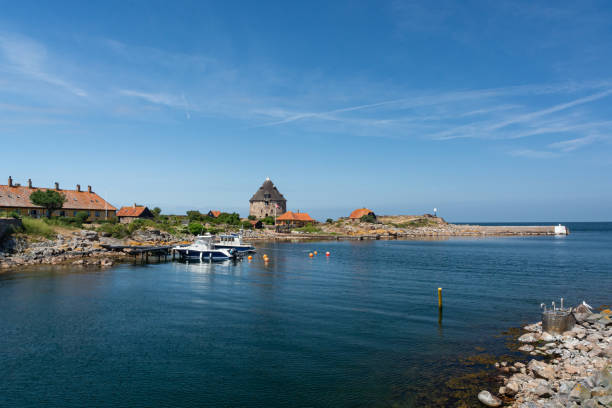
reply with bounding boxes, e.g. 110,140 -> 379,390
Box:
477,390 -> 501,407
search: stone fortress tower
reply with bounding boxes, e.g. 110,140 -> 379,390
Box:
249,177 -> 287,218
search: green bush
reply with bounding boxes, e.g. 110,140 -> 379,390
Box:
96,216 -> 118,225
43,216 -> 83,228
360,214 -> 377,223
97,223 -> 129,239
0,210 -> 21,219
21,217 -> 56,239
247,215 -> 256,220
186,210 -> 203,222
216,212 -> 241,225
188,222 -> 206,235
75,211 -> 90,224
241,220 -> 253,229
261,216 -> 275,225
326,218 -> 333,223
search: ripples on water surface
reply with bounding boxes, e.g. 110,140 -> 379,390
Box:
0,223 -> 611,407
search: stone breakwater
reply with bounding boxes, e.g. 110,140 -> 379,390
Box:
0,229 -> 180,270
318,217 -> 567,239
481,306 -> 612,407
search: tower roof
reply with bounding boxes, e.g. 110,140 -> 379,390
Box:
249,179 -> 286,202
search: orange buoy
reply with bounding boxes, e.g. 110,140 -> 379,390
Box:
309,253 -> 314,258
247,255 -> 253,260
314,251 -> 318,255
326,251 -> 330,256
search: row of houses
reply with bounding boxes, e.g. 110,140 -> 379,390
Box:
0,176 -> 117,221
0,176 -> 157,223
1,176 -> 376,226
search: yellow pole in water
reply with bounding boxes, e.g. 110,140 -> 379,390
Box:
438,287 -> 443,310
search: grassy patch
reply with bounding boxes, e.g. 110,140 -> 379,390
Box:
42,216 -> 84,229
21,217 -> 57,239
97,223 -> 130,239
395,218 -> 437,229
294,225 -> 322,233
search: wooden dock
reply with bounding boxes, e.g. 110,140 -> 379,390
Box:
100,244 -> 176,263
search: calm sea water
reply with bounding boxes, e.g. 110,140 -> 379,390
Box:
0,222 -> 611,407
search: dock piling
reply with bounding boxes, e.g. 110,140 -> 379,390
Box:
438,287 -> 443,325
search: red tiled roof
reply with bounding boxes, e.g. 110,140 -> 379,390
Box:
349,208 -> 374,219
0,185 -> 116,211
209,210 -> 221,218
116,206 -> 148,217
276,211 -> 314,222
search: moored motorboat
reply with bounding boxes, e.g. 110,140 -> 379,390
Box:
173,234 -> 240,261
214,232 -> 255,253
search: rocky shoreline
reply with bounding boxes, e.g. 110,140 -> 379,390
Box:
479,305 -> 612,407
0,228 -> 182,270
0,221 -> 569,271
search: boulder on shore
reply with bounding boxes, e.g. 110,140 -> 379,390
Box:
477,390 -> 502,407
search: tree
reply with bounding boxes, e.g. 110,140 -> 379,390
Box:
360,214 -> 377,223
186,210 -> 202,222
75,211 -> 90,224
326,218 -> 334,224
216,212 -> 241,226
188,222 -> 206,235
247,215 -> 256,220
29,189 -> 66,218
261,216 -> 275,225
152,207 -> 162,217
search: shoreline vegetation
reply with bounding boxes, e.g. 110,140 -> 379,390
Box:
0,213 -> 568,270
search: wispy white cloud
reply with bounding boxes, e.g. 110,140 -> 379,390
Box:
119,89 -> 184,108
509,149 -> 560,159
119,89 -> 193,120
487,89 -> 612,131
548,135 -> 601,152
1,31 -> 610,160
0,33 -> 87,97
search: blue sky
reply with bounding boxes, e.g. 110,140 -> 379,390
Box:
1,0 -> 611,221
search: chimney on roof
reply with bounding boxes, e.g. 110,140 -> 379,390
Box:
8,176 -> 12,187
133,203 -> 137,208
87,185 -> 92,193
55,182 -> 60,190
28,178 -> 32,188
76,184 -> 81,192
